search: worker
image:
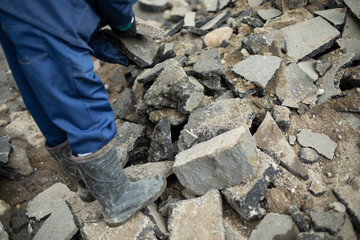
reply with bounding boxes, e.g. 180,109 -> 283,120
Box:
0,0 -> 166,227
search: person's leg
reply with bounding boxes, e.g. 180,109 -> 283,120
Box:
1,16 -> 116,154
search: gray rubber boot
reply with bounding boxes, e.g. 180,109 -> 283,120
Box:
73,140 -> 166,227
45,141 -> 95,202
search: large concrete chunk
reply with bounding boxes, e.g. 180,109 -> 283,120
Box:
200,10 -> 231,31
148,117 -> 173,162
342,14 -> 360,40
264,17 -> 341,62
174,126 -> 259,196
315,8 -> 346,29
26,183 -> 75,221
232,55 -> 282,90
257,8 -> 282,21
33,201 -> 78,240
112,88 -> 135,120
309,210 -> 346,235
297,129 -> 338,160
249,213 -> 299,240
254,112 -> 308,179
337,38 -> 360,61
0,145 -> 33,180
135,18 -> 165,39
178,98 -> 254,151
343,0 -> 360,22
168,190 -> 225,240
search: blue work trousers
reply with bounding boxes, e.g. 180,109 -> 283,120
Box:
0,13 -> 117,154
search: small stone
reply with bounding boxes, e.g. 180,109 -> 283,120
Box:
149,109 -> 187,126
297,232 -> 333,240
0,145 -> 33,180
342,13 -> 360,40
247,0 -> 263,7
329,202 -> 346,213
200,10 -> 231,31
289,135 -> 296,145
315,8 -> 346,30
240,16 -> 264,28
298,59 -> 318,82
343,0 -> 360,22
148,117 -> 173,162
112,88 -> 135,120
272,105 -> 291,132
221,39 -> 231,48
242,32 -> 267,55
337,38 -> 360,61
184,12 -> 196,28
300,147 -> 319,164
289,205 -> 310,232
124,161 -> 174,182
154,42 -> 176,65
240,48 -> 250,57
158,197 -> 181,217
204,27 -> 233,48
315,61 -> 333,76
316,89 -> 325,95
309,180 -> 326,197
310,210 -> 346,235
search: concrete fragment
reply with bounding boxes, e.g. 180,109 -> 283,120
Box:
148,117 -> 173,162
300,147 -> 319,164
265,188 -> 291,214
200,10 -> 231,31
0,136 -> 11,166
204,27 -> 233,48
298,59 -> 319,82
257,8 -> 282,21
5,111 -> 43,149
315,8 -> 346,29
297,129 -> 337,160
168,190 -> 225,240
343,0 -> 360,22
165,20 -> 184,37
254,112 -> 308,179
249,213 -> 299,240
0,200 -> 11,232
136,18 -> 165,39
240,16 -> 264,28
26,183 -> 75,221
112,88 -> 135,120
178,98 -> 254,151
0,222 -> 8,240
138,0 -> 168,12
144,59 -> 204,114
297,232 -> 333,240
337,38 -> 360,61
0,145 -> 33,180
288,0 -> 308,9
142,203 -> 168,239
33,201 -> 78,240
289,135 -> 296,145
193,49 -> 225,91
242,32 -> 267,54
315,61 -> 332,76
124,161 -> 174,182
184,12 -> 196,28
154,42 -> 176,64
248,0 -> 263,7
232,55 -> 282,90
272,105 -> 291,132
275,63 -> 317,105
289,204 -> 310,232
309,179 -> 326,197
310,210 -> 346,235
264,17 -> 340,62
136,58 -> 176,84
336,213 -> 358,240
342,13 -> 360,40
174,126 -> 259,196
223,217 -> 247,240
200,0 -> 219,12
158,197 -> 181,217
149,109 -> 187,126
223,151 -> 280,221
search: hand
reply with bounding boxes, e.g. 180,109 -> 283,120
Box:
111,17 -> 137,38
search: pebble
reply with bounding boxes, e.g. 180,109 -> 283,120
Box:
316,89 -> 325,95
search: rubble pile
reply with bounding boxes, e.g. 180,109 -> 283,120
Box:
1,0 -> 360,239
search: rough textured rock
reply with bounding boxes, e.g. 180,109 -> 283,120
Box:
337,38 -> 360,61
342,13 -> 360,40
0,200 -> 11,232
148,117 -> 173,162
204,27 -> 233,48
168,190 -> 225,240
26,183 -> 75,221
272,105 -> 291,132
144,59 -> 204,114
33,201 -> 78,240
297,129 -> 338,160
242,32 -> 267,55
184,12 -> 196,28
314,61 -> 332,76
154,42 -> 176,64
289,204 -> 310,232
248,213 -> 299,240
257,8 -> 282,21
298,58 -> 319,82
142,203 -> 168,239
240,16 -> 264,28
232,55 -> 282,91
264,17 -> 341,62
310,210 -> 346,235
0,145 -> 33,180
315,8 -> 346,29
299,147 -> 319,164
265,188 -> 291,214
149,109 -> 187,126
174,126 -> 259,196
309,179 -> 326,197
343,0 -> 360,22
124,161 -> 174,182
135,17 -> 165,39
178,98 -> 254,151
254,112 -> 308,179
0,136 -> 11,166
112,88 -> 135,120
223,151 -> 280,221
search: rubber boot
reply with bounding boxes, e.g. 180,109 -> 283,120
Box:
73,140 -> 166,227
45,141 -> 95,202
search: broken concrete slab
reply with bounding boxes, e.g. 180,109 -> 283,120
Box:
315,60 -> 332,76
289,204 -> 310,232
200,10 -> 231,31
232,55 -> 282,91
298,59 -> 319,82
343,0 -> 360,22
148,117 -> 173,162
254,112 -> 308,179
222,151 -> 280,221
168,190 -> 225,239
174,126 -> 259,196
272,105 -> 291,132
193,49 -> 225,91
149,109 -> 187,126
154,42 -> 176,65
300,147 -> 319,164
275,63 -> 317,105
112,88 -> 135,120
249,213 -> 299,240
33,201 -> 78,240
337,38 -> 360,61
184,12 -> 196,28
142,203 -> 168,239
138,0 -> 168,12
0,136 -> 11,166
342,13 -> 360,40
124,161 -> 174,182
204,27 -> 233,48
310,210 -> 346,235
264,17 -> 341,62
144,59 -> 204,114
257,8 -> 282,21
248,0 -> 263,7
297,129 -> 338,160
309,179 -> 326,197
135,18 -> 165,39
26,183 -> 75,221
177,98 -> 254,151
0,200 -> 11,232
315,8 -> 346,30
242,32 -> 267,54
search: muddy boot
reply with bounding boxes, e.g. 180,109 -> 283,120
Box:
45,141 -> 95,202
73,140 -> 166,227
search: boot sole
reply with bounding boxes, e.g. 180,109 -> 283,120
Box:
105,178 -> 167,228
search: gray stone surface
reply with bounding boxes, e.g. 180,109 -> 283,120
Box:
124,161 -> 174,181
184,12 -> 196,28
232,55 -> 282,90
333,183 -> 360,231
158,197 -> 181,217
249,213 -> 299,240
297,129 -> 338,160
168,190 -> 225,240
193,49 -> 225,91
242,32 -> 267,54
200,0 -> 218,12
135,17 -> 165,39
314,61 -> 332,76
154,42 -> 176,64
310,210 -> 346,235
272,105 -> 291,132
0,145 -> 33,180
300,147 -> 319,164
112,88 -> 135,120
298,59 -> 319,82
315,8 -> 346,29
165,20 -> 184,37
240,16 -> 264,28
275,63 -> 317,105
200,10 -> 231,31
337,38 -> 360,61
148,117 -> 173,162
257,8 -> 282,21
297,232 -> 333,240
254,112 -> 308,179
342,13 -> 360,40
223,217 -> 247,240
288,0 -> 307,9
149,109 -> 187,126
264,17 -> 340,62
0,136 -> 11,166
336,213 -> 358,240
33,201 -> 77,240
309,179 -> 326,197
223,151 -> 280,221
0,221 -> 8,240
289,204 -> 310,232
343,0 -> 360,22
26,183 -> 75,221
144,59 -> 204,114
177,98 -> 254,151
137,58 -> 176,84
248,0 -> 263,7
0,200 -> 11,232
142,203 -> 168,239
174,126 -> 259,196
